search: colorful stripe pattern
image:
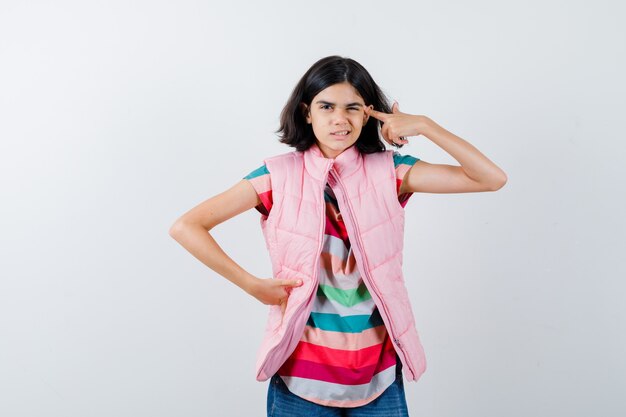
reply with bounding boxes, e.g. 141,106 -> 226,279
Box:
394,153 -> 420,208
243,164 -> 272,216
243,151 -> 419,407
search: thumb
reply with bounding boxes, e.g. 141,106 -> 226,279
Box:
392,101 -> 400,113
282,279 -> 303,287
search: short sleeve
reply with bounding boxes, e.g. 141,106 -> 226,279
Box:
393,152 -> 420,208
243,164 -> 273,216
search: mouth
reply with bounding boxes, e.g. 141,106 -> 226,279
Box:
331,130 -> 351,137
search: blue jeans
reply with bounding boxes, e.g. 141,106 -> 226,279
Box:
266,359 -> 409,417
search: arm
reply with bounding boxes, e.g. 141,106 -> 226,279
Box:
168,179 -> 301,310
366,104 -> 508,194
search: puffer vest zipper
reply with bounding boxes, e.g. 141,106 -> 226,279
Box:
254,143 -> 427,382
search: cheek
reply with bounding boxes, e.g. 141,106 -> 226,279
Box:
311,113 -> 326,125
351,116 -> 365,129
310,120 -> 326,137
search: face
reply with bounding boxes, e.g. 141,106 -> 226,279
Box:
304,82 -> 373,159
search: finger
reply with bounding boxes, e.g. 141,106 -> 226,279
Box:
390,131 -> 408,142
281,279 -> 302,287
387,125 -> 398,142
387,123 -> 403,143
381,125 -> 396,146
280,298 -> 287,315
380,123 -> 390,142
392,101 -> 400,114
366,108 -> 388,121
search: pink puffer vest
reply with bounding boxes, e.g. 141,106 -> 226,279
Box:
254,143 -> 427,382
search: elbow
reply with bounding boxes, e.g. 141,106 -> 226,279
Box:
488,172 -> 508,191
169,218 -> 211,241
169,219 -> 194,241
169,220 -> 185,241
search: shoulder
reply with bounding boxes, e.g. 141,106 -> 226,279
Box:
392,151 -> 420,168
243,150 -> 300,179
362,150 -> 420,174
242,162 -> 274,216
264,150 -> 303,175
244,164 -> 270,180
392,151 -> 422,201
264,150 -> 301,164
361,150 -> 395,169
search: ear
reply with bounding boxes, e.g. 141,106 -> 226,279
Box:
300,103 -> 311,124
363,104 -> 374,123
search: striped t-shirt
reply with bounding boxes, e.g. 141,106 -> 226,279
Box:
244,151 -> 420,407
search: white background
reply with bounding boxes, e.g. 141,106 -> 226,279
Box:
1,1 -> 624,416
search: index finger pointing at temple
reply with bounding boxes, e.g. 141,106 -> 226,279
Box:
365,107 -> 388,121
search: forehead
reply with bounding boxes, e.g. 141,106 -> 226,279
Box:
313,82 -> 364,104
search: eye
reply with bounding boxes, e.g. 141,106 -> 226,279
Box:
347,107 -> 360,112
320,104 -> 332,110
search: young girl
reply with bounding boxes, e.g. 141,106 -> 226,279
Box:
169,55 -> 507,417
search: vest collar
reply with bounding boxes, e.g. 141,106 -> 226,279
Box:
303,142 -> 363,180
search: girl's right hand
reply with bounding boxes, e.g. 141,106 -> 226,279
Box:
246,277 -> 303,315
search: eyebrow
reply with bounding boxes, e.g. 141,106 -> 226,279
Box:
315,100 -> 364,107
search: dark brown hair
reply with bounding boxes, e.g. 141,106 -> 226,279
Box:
277,56 -> 399,153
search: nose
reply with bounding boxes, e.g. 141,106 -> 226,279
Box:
332,108 -> 350,124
